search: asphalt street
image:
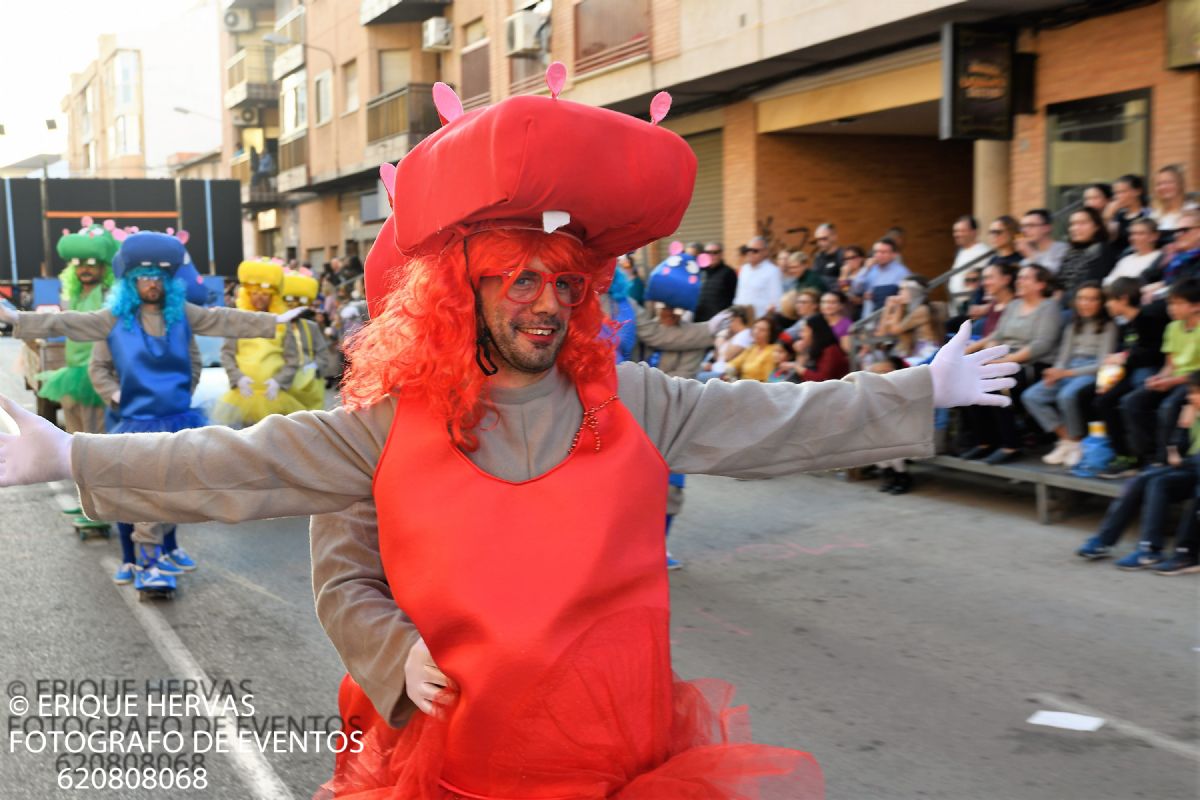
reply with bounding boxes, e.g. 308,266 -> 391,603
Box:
0,338 -> 1196,800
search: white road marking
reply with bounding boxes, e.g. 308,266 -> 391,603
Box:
1027,710 -> 1104,732
208,565 -> 292,606
100,556 -> 296,800
1032,693 -> 1200,762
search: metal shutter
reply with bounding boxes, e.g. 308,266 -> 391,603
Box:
672,131 -> 723,246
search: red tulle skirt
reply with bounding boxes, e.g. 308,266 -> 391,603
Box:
317,610 -> 823,800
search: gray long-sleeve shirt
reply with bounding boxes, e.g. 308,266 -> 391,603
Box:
71,361 -> 935,726
1052,320 -> 1119,374
633,305 -> 714,379
990,298 -> 1063,365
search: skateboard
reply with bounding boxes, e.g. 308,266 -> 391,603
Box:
136,585 -> 176,602
71,517 -> 112,541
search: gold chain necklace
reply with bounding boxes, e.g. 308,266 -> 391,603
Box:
568,394 -> 619,454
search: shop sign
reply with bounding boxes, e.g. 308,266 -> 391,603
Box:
940,23 -> 1015,141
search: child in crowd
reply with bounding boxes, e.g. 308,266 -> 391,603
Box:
1077,370 -> 1200,573
1119,278 -> 1200,468
1093,278 -> 1168,478
1023,282 -> 1117,467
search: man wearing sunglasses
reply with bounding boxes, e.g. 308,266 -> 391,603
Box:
694,242 -> 737,322
0,73 -> 1022,799
733,235 -> 783,317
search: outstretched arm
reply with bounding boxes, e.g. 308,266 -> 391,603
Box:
619,322 -> 1017,478
184,304 -> 278,340
0,394 -> 396,523
6,308 -> 117,342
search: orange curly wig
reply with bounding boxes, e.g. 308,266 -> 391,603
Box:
341,228 -> 617,450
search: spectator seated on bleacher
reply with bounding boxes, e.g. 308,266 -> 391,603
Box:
1092,278 -> 1168,478
958,265 -> 1063,464
1077,370 -> 1200,575
724,316 -> 785,382
1104,217 -> 1162,286
873,276 -> 942,366
777,288 -> 820,341
1017,209 -> 1070,273
777,314 -> 849,385
1022,282 -> 1118,468
1138,208 -> 1200,302
850,237 -> 910,317
969,263 -> 1018,340
1059,207 -> 1115,303
782,250 -> 827,295
1120,278 -> 1200,470
819,290 -> 853,349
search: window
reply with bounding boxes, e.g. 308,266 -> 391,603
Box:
81,85 -> 95,140
1046,90 -> 1150,221
378,49 -> 411,94
461,19 -> 490,109
114,51 -> 139,107
113,115 -> 140,156
574,0 -> 650,74
82,141 -> 95,172
342,59 -> 358,113
314,71 -> 333,125
280,70 -> 308,136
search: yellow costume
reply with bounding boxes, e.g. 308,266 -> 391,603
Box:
211,260 -> 305,427
280,272 -> 335,411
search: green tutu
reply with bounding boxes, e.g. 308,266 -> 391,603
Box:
34,366 -> 105,407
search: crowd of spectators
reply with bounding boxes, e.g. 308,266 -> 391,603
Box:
618,164 -> 1200,574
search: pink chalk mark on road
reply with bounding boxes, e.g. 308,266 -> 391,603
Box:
700,537 -> 869,566
695,608 -> 752,638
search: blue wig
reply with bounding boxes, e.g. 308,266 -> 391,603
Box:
107,267 -> 187,331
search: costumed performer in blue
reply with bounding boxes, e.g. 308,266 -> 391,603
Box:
6,230 -> 308,597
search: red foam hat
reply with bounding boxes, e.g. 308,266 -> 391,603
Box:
365,64 -> 696,316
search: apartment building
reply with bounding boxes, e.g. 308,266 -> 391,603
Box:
63,5 -> 223,181
218,0 -> 1199,277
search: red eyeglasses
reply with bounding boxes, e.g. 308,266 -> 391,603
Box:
480,268 -> 591,307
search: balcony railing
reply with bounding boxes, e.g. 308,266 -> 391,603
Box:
460,44 -> 491,110
271,6 -> 306,81
231,151 -> 278,206
360,0 -> 451,26
574,0 -> 650,75
224,46 -> 276,109
366,83 -> 439,144
276,130 -> 308,192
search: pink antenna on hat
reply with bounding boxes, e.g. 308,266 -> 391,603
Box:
649,91 -> 672,125
61,228 -> 70,236
80,215 -> 94,227
166,227 -> 175,235
432,82 -> 464,126
176,229 -> 189,245
546,62 -> 566,99
102,219 -> 116,231
111,228 -> 128,242
668,241 -> 684,256
379,162 -> 397,202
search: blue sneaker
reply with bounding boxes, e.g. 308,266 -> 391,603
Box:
112,563 -> 135,585
1150,553 -> 1200,576
154,557 -> 184,576
164,547 -> 197,572
666,552 -> 683,571
1115,545 -> 1164,571
1076,536 -> 1112,560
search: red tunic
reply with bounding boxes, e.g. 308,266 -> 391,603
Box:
321,367 -> 822,799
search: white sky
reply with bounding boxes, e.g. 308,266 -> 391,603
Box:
0,0 -> 211,167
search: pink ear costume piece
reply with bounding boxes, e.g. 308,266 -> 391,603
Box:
62,228 -> 70,236
545,62 -> 566,99
111,229 -> 127,242
649,91 -> 672,125
129,226 -> 140,233
668,241 -> 684,256
103,219 -> 116,231
432,83 -> 464,126
379,162 -> 397,198
176,230 -> 190,245
80,215 -> 93,227
697,253 -> 712,268
166,227 -> 175,236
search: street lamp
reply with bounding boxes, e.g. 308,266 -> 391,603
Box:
173,106 -> 222,123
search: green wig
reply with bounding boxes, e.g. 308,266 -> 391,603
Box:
56,218 -> 119,306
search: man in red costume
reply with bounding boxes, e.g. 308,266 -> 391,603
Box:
0,68 -> 1018,799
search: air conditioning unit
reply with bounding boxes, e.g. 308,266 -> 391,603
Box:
232,107 -> 259,127
422,18 -> 452,52
505,10 -> 544,57
223,9 -> 253,33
